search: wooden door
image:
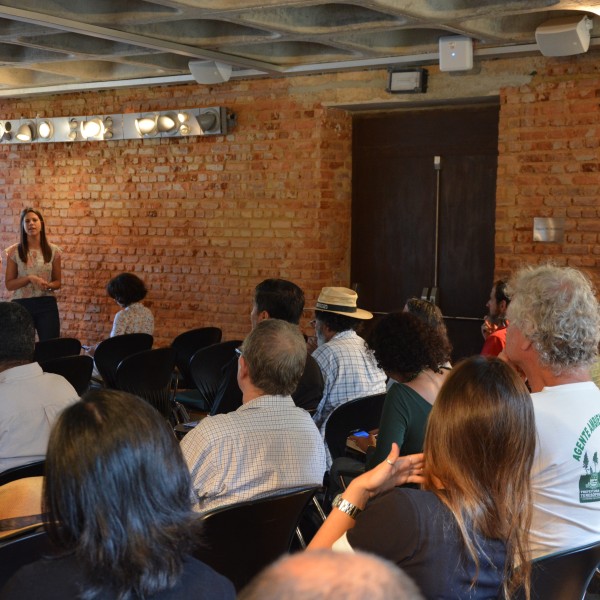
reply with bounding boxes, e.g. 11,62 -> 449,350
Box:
351,104 -> 499,360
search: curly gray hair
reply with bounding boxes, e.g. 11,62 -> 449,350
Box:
507,264 -> 600,374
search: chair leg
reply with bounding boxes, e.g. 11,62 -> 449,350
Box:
311,496 -> 327,522
170,402 -> 190,426
295,526 -> 307,549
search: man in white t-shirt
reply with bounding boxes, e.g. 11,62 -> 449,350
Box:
0,302 -> 78,473
505,265 -> 600,559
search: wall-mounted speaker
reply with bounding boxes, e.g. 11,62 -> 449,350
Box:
535,15 -> 593,57
189,60 -> 232,84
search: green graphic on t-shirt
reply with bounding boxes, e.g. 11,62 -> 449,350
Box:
579,450 -> 600,503
574,414 -> 600,504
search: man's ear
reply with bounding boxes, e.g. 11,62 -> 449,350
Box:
520,336 -> 533,352
238,355 -> 250,381
257,310 -> 270,323
499,300 -> 508,314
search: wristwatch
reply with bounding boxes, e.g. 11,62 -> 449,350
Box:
332,493 -> 363,520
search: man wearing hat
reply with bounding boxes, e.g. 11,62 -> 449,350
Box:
311,287 -> 387,441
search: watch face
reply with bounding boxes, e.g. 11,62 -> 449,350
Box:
333,493 -> 343,506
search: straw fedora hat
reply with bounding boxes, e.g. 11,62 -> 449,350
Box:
314,287 -> 373,320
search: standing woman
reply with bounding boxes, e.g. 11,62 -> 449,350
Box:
5,208 -> 61,341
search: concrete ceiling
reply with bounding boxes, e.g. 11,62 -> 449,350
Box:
0,0 -> 599,97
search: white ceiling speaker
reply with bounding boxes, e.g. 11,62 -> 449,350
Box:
535,15 -> 593,57
189,60 -> 232,84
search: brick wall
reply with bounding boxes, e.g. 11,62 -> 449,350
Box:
0,77 -> 352,346
1,53 -> 599,346
495,54 -> 600,287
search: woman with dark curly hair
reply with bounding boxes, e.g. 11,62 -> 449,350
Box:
366,311 -> 452,469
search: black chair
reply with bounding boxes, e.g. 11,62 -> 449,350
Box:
93,333 -> 153,389
33,337 -> 81,363
0,528 -> 56,589
171,327 -> 223,389
0,461 -> 45,487
115,347 -> 178,422
194,487 -> 319,591
39,355 -> 94,396
513,540 -> 600,600
324,392 -> 387,462
188,340 -> 243,412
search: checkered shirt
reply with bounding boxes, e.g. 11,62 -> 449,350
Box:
312,329 -> 387,437
180,394 -> 327,515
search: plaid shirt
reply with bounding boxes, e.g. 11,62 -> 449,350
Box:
181,394 -> 326,515
312,329 -> 387,436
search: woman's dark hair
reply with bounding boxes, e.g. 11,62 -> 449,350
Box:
106,273 -> 148,306
44,389 -> 202,599
405,298 -> 452,352
18,207 -> 52,263
315,309 -> 359,333
367,311 -> 451,380
423,356 -> 534,599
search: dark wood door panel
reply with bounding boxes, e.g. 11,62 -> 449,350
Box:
351,104 -> 499,361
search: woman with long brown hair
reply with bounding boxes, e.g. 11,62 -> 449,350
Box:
309,355 -> 535,599
5,207 -> 61,341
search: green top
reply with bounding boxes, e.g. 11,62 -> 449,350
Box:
366,382 -> 432,470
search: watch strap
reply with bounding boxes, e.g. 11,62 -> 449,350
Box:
332,494 -> 363,519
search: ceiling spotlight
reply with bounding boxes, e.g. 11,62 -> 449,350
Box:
0,121 -> 11,142
16,122 -> 36,142
157,113 -> 177,133
81,118 -> 105,139
179,123 -> 191,135
135,115 -> 157,136
198,109 -> 221,134
38,120 -> 53,139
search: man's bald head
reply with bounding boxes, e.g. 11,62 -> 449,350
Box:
239,550 -> 424,600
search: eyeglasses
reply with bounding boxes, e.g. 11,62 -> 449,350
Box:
235,347 -> 243,358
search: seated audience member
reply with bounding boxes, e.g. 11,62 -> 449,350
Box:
481,279 -> 510,357
366,311 -> 452,469
181,319 -> 326,515
239,549 -> 424,600
311,287 -> 387,439
0,389 -> 235,600
211,278 -> 324,414
505,264 -> 600,558
0,302 -> 77,474
106,272 -> 154,337
309,356 -> 535,600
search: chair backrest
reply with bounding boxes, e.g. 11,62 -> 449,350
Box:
0,528 -> 56,589
194,487 -> 319,591
189,340 -> 243,411
115,347 -> 176,420
0,461 -> 45,487
514,540 -> 600,600
324,392 -> 387,461
171,327 -> 223,389
34,337 -> 81,363
94,333 -> 153,388
39,355 -> 94,396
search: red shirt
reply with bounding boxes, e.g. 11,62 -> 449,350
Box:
481,326 -> 507,357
